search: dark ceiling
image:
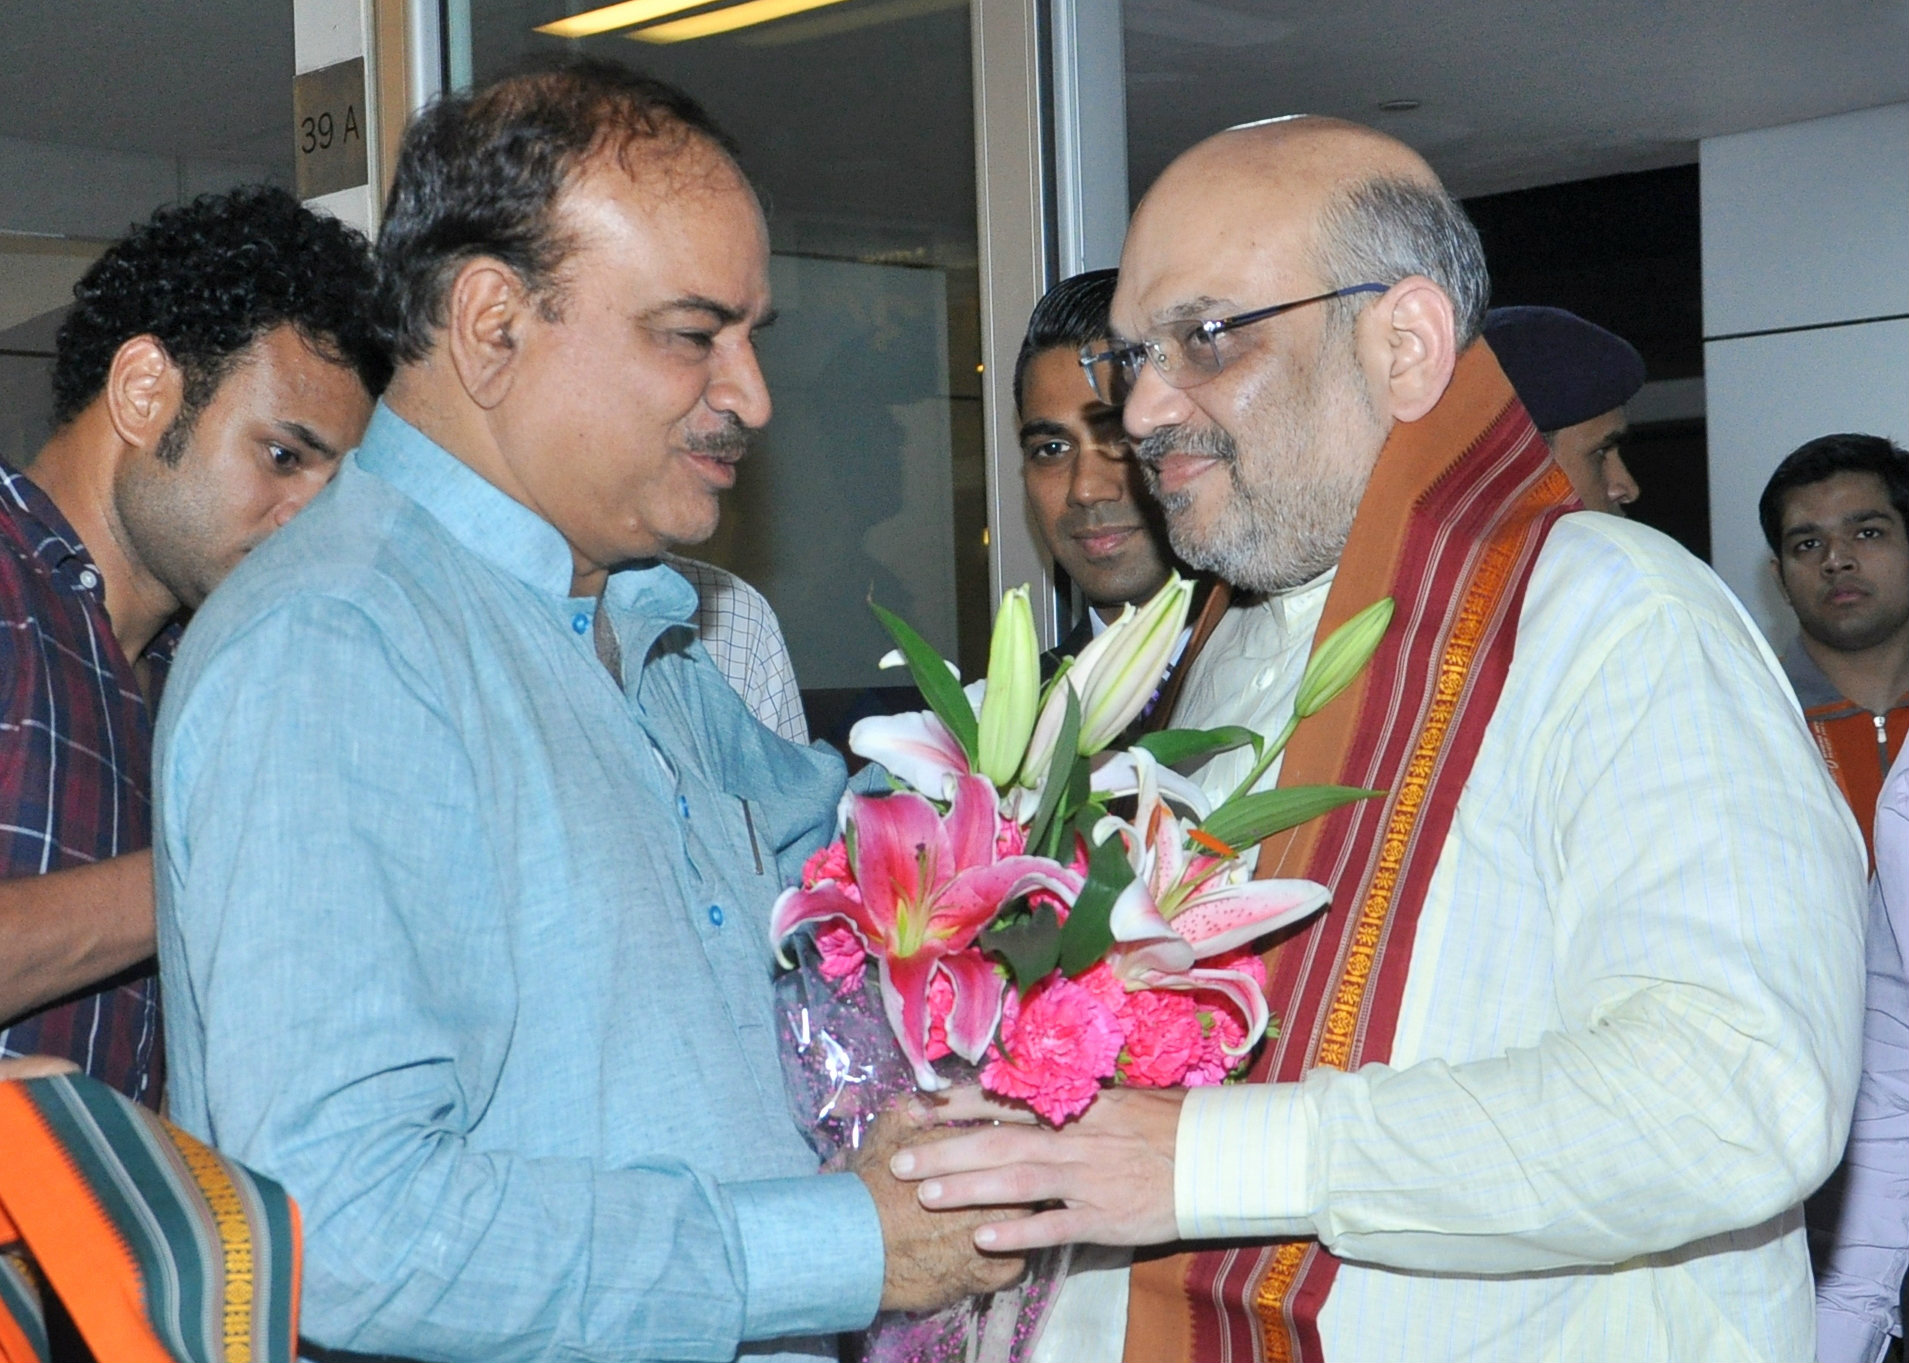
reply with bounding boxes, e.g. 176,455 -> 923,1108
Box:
0,0 -> 294,174
5,0 -> 1907,250
1123,0 -> 1909,201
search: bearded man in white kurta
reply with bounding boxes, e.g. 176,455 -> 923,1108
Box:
891,116 -> 1865,1363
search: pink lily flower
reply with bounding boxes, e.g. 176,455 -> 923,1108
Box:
1094,750 -> 1330,1053
772,773 -> 1084,1090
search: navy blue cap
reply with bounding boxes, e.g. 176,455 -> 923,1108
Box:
1482,306 -> 1647,432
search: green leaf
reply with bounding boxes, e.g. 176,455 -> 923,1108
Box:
1199,784 -> 1385,852
1058,828 -> 1136,977
1133,725 -> 1262,767
1036,656 -> 1074,708
979,900 -> 1063,994
1065,742 -> 1092,817
1026,686 -> 1082,858
869,598 -> 978,762
1038,758 -> 1096,862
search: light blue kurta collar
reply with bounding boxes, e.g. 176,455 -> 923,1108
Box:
354,402 -> 697,625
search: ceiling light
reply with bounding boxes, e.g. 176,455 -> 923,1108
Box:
736,0 -> 963,46
631,0 -> 857,43
1376,99 -> 1422,113
535,1 -> 712,39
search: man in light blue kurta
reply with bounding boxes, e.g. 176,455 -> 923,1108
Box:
159,407 -> 878,1359
152,64 -> 1012,1362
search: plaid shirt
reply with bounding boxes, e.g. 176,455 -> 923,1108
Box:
0,464 -> 173,1106
664,554 -> 809,744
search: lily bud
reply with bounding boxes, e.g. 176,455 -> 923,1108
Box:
976,585 -> 1039,786
1075,573 -> 1195,753
1292,597 -> 1394,720
1014,659 -> 1074,790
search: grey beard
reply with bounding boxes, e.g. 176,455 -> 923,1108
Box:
1137,423 -> 1362,593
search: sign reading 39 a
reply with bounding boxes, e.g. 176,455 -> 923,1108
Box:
293,58 -> 369,200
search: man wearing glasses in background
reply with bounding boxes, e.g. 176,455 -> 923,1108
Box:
894,115 -> 1862,1363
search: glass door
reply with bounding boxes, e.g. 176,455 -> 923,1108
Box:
456,0 -> 993,738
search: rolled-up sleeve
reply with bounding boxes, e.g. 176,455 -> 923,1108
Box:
157,590 -> 881,1362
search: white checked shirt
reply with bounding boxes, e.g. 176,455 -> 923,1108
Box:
1092,513 -> 1863,1361
665,556 -> 808,745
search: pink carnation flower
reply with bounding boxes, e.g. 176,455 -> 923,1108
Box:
1180,948 -> 1266,1085
994,819 -> 1027,859
801,840 -> 853,890
983,973 -> 1122,1124
1074,960 -> 1127,1015
1183,1003 -> 1250,1085
1207,946 -> 1268,992
1113,987 -> 1205,1088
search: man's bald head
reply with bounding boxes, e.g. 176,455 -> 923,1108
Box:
1158,115 -> 1435,195
1122,116 -> 1488,352
1111,115 -> 1489,593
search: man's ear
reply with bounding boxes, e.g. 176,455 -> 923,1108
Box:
1359,276 -> 1457,424
102,336 -> 182,452
1770,555 -> 1794,606
445,258 -> 532,410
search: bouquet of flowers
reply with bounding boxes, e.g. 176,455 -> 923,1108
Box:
771,574 -> 1391,1362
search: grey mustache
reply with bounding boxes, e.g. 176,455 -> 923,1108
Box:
1135,424 -> 1236,467
685,419 -> 753,458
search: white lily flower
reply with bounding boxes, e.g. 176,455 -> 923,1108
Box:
1092,748 -> 1330,1051
1089,749 -> 1213,821
1075,574 -> 1193,750
1028,574 -> 1193,767
1011,655 -> 1067,789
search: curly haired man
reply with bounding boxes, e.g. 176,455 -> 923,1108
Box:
0,185 -> 386,1105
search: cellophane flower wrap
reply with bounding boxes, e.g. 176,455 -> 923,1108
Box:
771,578 -> 1393,1363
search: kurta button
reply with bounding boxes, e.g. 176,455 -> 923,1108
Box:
571,613 -> 589,634
678,795 -> 690,819
707,904 -> 724,926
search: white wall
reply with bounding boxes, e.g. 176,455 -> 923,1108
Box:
1702,102 -> 1909,641
698,254 -> 959,689
0,135 -> 275,241
294,0 -> 379,234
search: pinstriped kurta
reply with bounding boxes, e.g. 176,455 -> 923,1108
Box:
1091,514 -> 1864,1362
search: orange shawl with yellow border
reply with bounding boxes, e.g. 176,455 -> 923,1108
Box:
0,1073 -> 301,1363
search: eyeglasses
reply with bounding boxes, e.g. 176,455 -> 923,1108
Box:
1078,283 -> 1389,405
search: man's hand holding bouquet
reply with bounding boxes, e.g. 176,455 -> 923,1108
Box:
771,575 -> 1391,1362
